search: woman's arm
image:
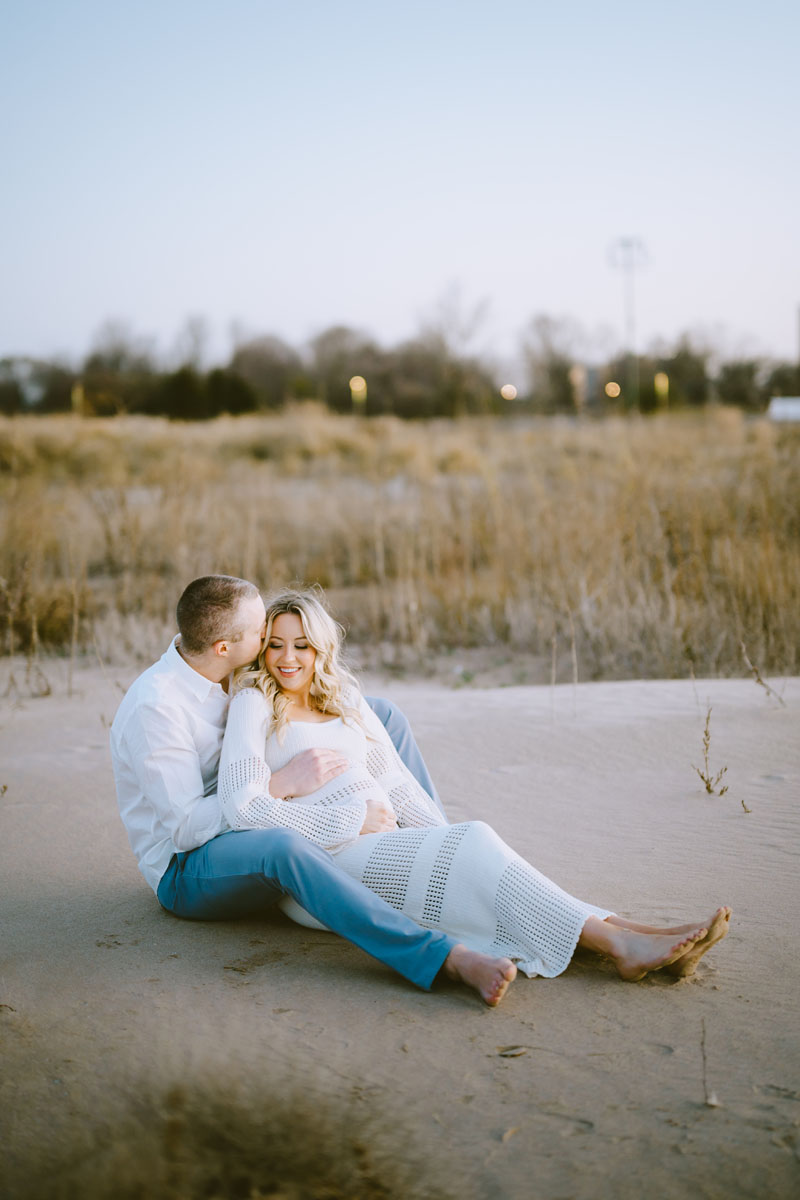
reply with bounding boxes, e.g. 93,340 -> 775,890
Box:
364,696 -> 445,815
218,690 -> 368,848
357,696 -> 448,829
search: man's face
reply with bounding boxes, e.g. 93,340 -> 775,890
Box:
224,595 -> 267,669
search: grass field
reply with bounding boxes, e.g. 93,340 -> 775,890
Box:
1,406 -> 797,684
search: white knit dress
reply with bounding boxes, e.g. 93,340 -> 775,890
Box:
218,689 -> 613,978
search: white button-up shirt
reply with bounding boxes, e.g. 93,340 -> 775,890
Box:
110,639 -> 231,893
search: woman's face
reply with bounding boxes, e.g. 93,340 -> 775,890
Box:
264,611 -> 316,699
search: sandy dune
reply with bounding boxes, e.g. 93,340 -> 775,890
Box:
1,661 -> 799,1198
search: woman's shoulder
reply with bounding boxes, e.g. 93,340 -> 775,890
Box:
230,685 -> 271,710
341,683 -> 366,711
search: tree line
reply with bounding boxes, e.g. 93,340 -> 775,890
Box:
2,316 -> 798,420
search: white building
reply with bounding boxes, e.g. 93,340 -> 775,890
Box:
767,397 -> 800,422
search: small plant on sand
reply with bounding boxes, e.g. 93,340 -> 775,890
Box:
692,707 -> 751,812
693,706 -> 729,797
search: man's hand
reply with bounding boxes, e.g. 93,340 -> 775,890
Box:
359,796 -> 398,835
269,748 -> 349,800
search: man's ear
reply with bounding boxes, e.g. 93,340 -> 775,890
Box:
212,639 -> 229,659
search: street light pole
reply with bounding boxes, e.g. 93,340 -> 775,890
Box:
609,237 -> 647,410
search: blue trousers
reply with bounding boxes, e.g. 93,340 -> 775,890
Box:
156,698 -> 454,990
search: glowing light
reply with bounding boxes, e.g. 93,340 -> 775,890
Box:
349,375 -> 367,409
605,381 -> 621,399
500,383 -> 518,401
654,372 -> 669,398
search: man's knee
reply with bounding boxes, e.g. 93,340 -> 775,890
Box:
365,694 -> 397,732
371,697 -> 412,751
245,826 -> 319,871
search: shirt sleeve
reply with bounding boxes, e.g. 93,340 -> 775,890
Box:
358,696 -> 448,829
218,689 -> 368,847
123,701 -> 228,853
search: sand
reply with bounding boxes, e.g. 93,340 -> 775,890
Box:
1,660 -> 799,1199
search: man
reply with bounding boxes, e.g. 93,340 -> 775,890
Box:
110,575 -> 516,1006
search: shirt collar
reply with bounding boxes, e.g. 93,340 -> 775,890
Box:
166,637 -> 229,702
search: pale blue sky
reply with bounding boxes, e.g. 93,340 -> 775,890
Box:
2,0 -> 799,370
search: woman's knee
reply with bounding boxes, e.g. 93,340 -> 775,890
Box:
463,819 -> 501,844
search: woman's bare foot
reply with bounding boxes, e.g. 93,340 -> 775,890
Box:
443,944 -> 517,1006
607,927 -> 708,982
663,907 -> 732,977
607,907 -> 731,939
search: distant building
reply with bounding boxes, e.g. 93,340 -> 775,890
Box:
767,396 -> 800,422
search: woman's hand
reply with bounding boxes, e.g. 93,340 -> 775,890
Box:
268,748 -> 349,800
359,796 -> 398,835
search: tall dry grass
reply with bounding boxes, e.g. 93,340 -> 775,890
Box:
5,1072 -> 445,1199
1,406 -> 797,681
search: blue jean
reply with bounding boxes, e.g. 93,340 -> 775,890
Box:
157,827 -> 454,989
156,698 -> 454,990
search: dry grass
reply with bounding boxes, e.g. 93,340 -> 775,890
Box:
692,706 -> 730,797
3,1073 -> 443,1200
1,406 -> 798,681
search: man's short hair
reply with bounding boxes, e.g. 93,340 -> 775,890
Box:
176,575 -> 260,655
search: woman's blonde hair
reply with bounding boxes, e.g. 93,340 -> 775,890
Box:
234,585 -> 362,738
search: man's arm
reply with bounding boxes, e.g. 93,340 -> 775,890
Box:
118,702 -> 227,853
357,696 -> 447,829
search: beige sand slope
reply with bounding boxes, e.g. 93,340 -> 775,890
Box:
1,663 -> 799,1199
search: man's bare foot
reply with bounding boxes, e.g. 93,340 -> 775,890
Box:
443,944 -> 517,1006
664,907 -> 732,977
609,927 -> 708,982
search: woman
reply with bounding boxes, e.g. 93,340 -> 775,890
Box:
218,588 -> 730,1003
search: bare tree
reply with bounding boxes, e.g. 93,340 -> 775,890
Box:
413,287 -> 497,416
307,325 -> 381,412
230,334 -> 303,409
82,321 -> 158,414
171,315 -> 210,371
521,315 -> 585,412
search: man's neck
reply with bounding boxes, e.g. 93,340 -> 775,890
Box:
176,639 -> 229,689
